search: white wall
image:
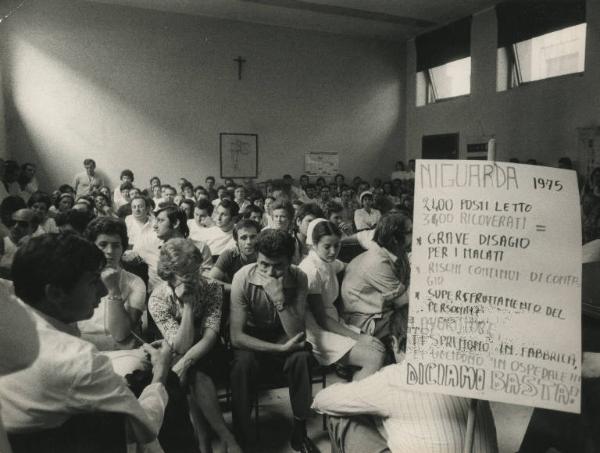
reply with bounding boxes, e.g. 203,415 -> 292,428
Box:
405,0 -> 600,167
0,60 -> 6,159
0,0 -> 405,191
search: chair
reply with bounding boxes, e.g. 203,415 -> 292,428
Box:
9,412 -> 126,453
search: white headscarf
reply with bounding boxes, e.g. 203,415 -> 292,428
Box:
305,218 -> 327,246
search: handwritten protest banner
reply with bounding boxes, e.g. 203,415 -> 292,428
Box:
405,160 -> 582,413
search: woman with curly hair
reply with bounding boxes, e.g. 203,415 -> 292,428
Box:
149,238 -> 241,453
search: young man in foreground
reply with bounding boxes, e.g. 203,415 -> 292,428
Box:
0,233 -> 173,452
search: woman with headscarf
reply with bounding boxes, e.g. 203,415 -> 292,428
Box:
299,218 -> 385,380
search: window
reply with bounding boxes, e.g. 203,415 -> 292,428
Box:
498,23 -> 586,90
418,57 -> 471,105
496,1 -> 586,91
415,17 -> 472,106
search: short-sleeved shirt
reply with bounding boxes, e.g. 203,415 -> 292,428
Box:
125,216 -> 153,247
299,250 -> 345,319
340,246 -> 409,333
190,226 -> 235,256
230,263 -> 308,335
73,171 -> 105,198
299,251 -> 356,365
354,208 -> 381,231
148,279 -> 223,345
214,247 -> 257,281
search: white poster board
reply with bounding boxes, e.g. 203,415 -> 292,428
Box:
405,159 -> 582,413
304,152 -> 339,176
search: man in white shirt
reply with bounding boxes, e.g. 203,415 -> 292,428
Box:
0,232 -> 173,452
125,196 -> 153,247
0,283 -> 40,453
73,158 -> 105,198
312,309 -> 499,453
194,199 -> 238,257
187,199 -> 215,248
114,169 -> 135,209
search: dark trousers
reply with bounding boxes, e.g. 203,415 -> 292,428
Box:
326,415 -> 390,453
518,378 -> 600,453
230,347 -> 314,445
127,370 -> 200,453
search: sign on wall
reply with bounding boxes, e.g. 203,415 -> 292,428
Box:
220,133 -> 258,179
304,152 -> 339,176
405,159 -> 582,413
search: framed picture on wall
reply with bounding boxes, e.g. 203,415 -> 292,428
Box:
220,133 -> 258,179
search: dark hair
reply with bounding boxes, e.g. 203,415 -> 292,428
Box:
1,196 -> 27,226
17,163 -> 36,185
54,193 -> 75,209
195,199 -> 214,216
324,201 -> 343,218
130,195 -> 148,208
55,209 -> 95,234
85,216 -> 129,249
179,198 -> 195,219
218,199 -> 240,218
256,229 -> 295,260
242,204 -> 263,218
205,176 -> 215,183
311,220 -> 341,245
93,192 -> 109,204
27,191 -> 52,210
181,182 -> 194,192
295,203 -> 324,224
12,232 -> 105,308
4,160 -> 18,170
157,205 -> 189,238
58,184 -> 75,194
150,176 -> 161,186
119,181 -> 133,191
373,214 -> 411,251
194,185 -> 206,193
558,157 -> 573,168
270,199 -> 294,220
387,306 -> 409,355
233,219 -> 261,241
120,169 -> 134,180
83,158 -> 96,167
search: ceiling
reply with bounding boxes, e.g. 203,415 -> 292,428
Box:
84,0 -> 504,41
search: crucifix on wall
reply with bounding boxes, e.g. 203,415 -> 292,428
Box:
233,56 -> 246,80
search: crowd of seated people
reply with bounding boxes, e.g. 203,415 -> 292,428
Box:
0,154 -> 593,453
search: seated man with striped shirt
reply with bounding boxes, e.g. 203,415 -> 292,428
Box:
312,307 -> 499,453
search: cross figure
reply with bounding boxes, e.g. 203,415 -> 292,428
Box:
234,56 -> 246,80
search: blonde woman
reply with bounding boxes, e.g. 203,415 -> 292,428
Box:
149,238 -> 241,453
